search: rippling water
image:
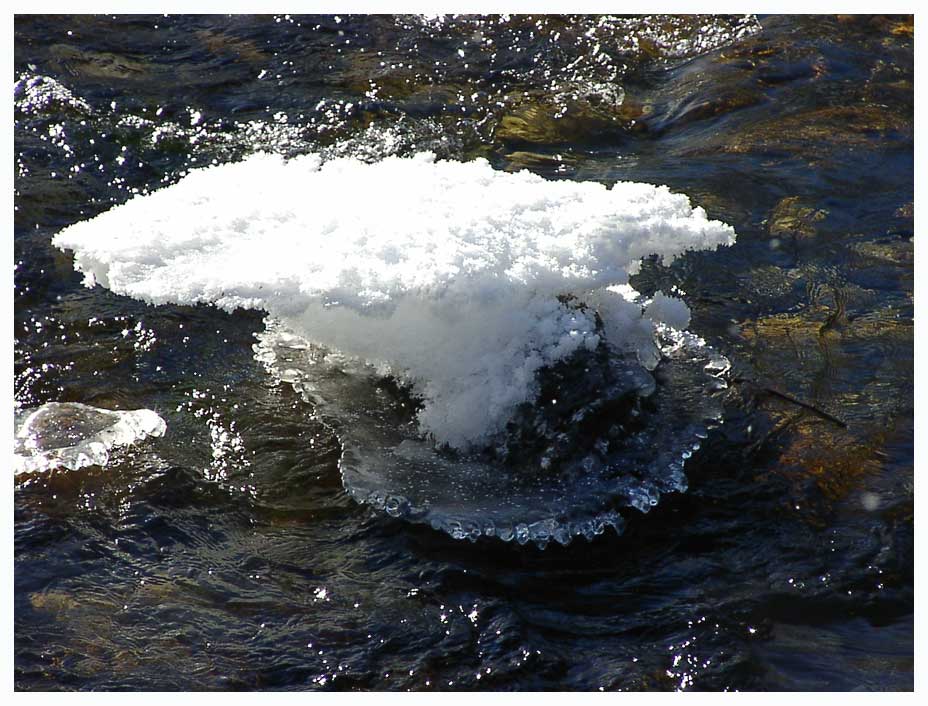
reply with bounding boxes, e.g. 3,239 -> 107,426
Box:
14,14 -> 913,691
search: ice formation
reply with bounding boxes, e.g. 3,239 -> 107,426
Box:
53,152 -> 734,450
254,319 -> 731,546
14,402 -> 166,475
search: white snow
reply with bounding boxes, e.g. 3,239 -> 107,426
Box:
53,152 -> 735,448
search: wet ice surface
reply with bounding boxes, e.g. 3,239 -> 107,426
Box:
14,402 -> 166,475
256,318 -> 729,548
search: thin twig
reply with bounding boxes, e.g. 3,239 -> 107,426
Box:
732,377 -> 848,428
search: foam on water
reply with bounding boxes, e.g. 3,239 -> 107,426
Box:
54,152 -> 734,450
14,402 -> 166,475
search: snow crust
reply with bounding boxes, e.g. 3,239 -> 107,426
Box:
53,153 -> 735,448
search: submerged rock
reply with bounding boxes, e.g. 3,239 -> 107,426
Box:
768,196 -> 828,240
494,86 -> 642,145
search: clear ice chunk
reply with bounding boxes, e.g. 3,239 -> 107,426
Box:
14,402 -> 166,475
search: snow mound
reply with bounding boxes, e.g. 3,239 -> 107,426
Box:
53,153 -> 734,448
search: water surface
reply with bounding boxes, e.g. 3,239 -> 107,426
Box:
14,14 -> 913,691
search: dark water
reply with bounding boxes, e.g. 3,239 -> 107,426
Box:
14,14 -> 913,691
